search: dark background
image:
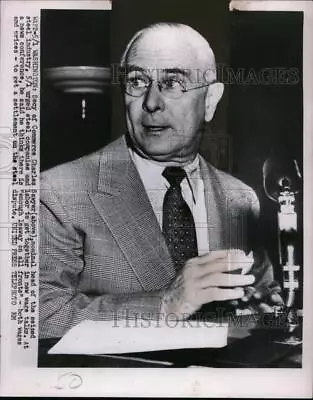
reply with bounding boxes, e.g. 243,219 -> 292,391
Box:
40,1 -> 303,304
40,10 -> 111,170
225,10 -> 303,302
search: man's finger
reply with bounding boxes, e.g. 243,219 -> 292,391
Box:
253,283 -> 283,300
196,248 -> 248,264
195,259 -> 252,277
241,286 -> 256,302
199,272 -> 255,288
257,302 -> 273,313
270,293 -> 284,305
269,282 -> 282,293
200,287 -> 244,303
196,250 -> 233,264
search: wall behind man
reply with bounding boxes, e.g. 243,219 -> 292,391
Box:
227,11 -> 303,303
40,10 -> 111,171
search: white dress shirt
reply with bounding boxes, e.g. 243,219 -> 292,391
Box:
130,149 -> 209,255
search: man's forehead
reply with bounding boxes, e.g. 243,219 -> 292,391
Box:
126,29 -> 207,71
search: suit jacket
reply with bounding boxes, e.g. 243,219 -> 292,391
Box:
39,136 -> 274,338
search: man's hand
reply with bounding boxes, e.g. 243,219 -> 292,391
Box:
161,249 -> 255,319
231,281 -> 284,314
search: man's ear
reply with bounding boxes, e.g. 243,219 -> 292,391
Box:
204,82 -> 224,122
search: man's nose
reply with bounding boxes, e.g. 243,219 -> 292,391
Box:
142,83 -> 165,113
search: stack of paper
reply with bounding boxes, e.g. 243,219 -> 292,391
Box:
48,319 -> 228,355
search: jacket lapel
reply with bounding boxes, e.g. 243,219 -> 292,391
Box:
199,156 -> 227,251
89,138 -> 176,291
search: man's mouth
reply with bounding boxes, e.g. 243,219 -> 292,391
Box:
142,124 -> 169,133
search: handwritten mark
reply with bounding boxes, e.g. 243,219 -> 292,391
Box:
53,372 -> 83,390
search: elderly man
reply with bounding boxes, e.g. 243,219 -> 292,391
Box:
39,23 -> 282,338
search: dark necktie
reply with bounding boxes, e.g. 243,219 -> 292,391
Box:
162,166 -> 198,270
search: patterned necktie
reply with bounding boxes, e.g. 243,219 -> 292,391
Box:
162,166 -> 198,270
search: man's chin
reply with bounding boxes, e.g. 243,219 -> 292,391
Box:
137,144 -> 190,164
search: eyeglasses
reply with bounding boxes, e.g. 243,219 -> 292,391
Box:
124,74 -> 214,100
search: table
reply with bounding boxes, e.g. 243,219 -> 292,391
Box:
38,315 -> 302,368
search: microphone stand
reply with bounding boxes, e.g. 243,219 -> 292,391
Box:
262,157 -> 302,344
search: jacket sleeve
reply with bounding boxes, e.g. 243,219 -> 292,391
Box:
39,183 -> 164,339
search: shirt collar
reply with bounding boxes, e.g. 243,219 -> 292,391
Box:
129,148 -> 201,203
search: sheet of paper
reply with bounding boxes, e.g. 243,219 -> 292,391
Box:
48,319 -> 228,355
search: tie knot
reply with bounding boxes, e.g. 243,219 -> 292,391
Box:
162,166 -> 186,186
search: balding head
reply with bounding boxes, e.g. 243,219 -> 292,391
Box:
120,23 -> 217,82
121,22 -> 224,165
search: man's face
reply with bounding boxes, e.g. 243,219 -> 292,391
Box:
123,30 -> 210,164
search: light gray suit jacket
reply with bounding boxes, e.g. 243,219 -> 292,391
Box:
40,136 -> 274,338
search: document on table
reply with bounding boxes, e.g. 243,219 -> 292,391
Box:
48,319 -> 228,355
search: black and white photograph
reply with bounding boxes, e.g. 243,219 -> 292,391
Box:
0,0 -> 312,397
38,0 -> 303,368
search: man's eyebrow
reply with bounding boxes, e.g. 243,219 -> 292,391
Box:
123,65 -> 191,77
163,68 -> 191,77
124,64 -> 146,73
